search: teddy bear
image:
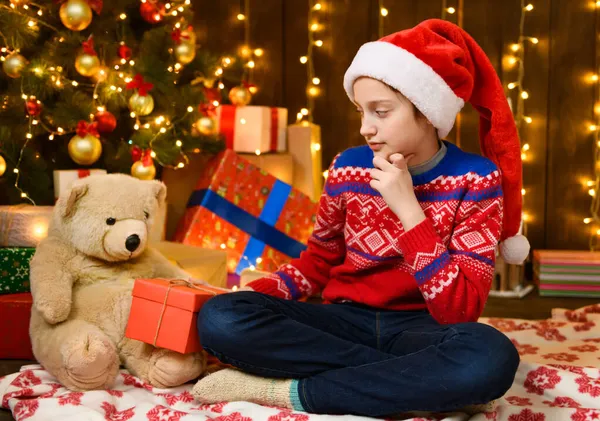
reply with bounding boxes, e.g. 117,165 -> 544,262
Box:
29,173 -> 207,391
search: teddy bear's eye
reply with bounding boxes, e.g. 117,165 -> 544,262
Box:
144,211 -> 149,219
106,217 -> 116,226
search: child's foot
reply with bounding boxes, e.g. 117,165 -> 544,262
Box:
192,368 -> 294,409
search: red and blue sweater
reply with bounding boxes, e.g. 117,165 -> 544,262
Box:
247,141 -> 503,324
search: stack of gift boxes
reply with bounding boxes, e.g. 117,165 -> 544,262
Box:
0,205 -> 50,360
0,103 -> 323,357
164,104 -> 322,287
0,170 -> 108,360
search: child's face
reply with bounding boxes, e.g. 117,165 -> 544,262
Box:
353,77 -> 436,164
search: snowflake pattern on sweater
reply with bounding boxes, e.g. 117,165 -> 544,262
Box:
247,141 -> 503,324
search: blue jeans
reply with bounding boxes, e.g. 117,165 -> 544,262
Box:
198,291 -> 519,417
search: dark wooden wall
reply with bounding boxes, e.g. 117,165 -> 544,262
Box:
194,0 -> 599,253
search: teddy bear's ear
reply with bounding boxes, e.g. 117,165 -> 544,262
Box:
150,180 -> 167,205
60,182 -> 89,218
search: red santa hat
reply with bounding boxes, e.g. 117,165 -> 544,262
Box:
343,19 -> 530,265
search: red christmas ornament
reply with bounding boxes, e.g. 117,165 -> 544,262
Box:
25,97 -> 42,117
94,110 -> 117,133
139,1 -> 164,23
118,44 -> 132,60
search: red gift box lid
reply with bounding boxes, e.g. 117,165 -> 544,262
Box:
131,279 -> 224,312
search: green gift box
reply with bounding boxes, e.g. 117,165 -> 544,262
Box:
0,248 -> 35,294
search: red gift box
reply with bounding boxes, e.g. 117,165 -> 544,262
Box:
173,150 -> 317,275
125,279 -> 226,354
0,293 -> 35,360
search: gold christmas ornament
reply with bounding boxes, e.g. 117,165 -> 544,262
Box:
68,133 -> 102,165
0,155 -> 6,177
131,160 -> 156,180
174,42 -> 196,65
75,53 -> 100,77
92,65 -> 109,82
195,116 -> 218,136
228,85 -> 252,106
128,92 -> 154,116
2,53 -> 28,78
59,0 -> 93,31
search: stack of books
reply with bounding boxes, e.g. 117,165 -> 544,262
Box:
533,250 -> 600,298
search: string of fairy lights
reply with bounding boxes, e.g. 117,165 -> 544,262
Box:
295,0 -> 324,126
503,1 -> 537,245
441,0 -> 457,20
0,0 -> 253,201
236,0 -> 262,96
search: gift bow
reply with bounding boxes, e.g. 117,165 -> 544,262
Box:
76,121 -> 99,138
198,87 -> 220,116
126,74 -> 153,96
170,28 -> 191,45
198,103 -> 217,117
131,146 -> 153,167
152,279 -> 220,347
82,37 -> 97,56
53,0 -> 102,14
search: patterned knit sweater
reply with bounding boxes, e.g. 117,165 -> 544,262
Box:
247,141 -> 503,324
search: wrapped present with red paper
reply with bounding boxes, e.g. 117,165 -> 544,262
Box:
216,105 -> 288,153
53,169 -> 107,200
173,150 -> 317,275
125,278 -> 227,354
0,293 -> 35,359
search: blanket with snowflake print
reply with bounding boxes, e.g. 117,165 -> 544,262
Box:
1,304 -> 599,421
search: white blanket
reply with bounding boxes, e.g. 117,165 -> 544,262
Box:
1,303 -> 599,421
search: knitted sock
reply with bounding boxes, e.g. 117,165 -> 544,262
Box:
192,368 -> 303,411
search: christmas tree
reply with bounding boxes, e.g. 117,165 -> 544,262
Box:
0,0 -> 253,205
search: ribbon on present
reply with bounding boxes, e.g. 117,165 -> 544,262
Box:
218,106 -> 281,152
187,180 -> 308,275
270,107 -> 279,152
218,106 -> 236,149
152,279 -> 219,347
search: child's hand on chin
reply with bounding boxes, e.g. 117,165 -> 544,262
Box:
370,153 -> 425,231
370,153 -> 415,210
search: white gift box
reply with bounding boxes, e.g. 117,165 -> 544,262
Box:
53,169 -> 107,200
216,105 -> 288,153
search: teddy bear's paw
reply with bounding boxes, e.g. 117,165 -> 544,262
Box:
147,349 -> 206,389
61,332 -> 120,391
36,297 -> 71,325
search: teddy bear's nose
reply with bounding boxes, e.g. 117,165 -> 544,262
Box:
125,234 -> 141,252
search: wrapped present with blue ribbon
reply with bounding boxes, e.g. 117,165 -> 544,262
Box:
173,150 -> 317,275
